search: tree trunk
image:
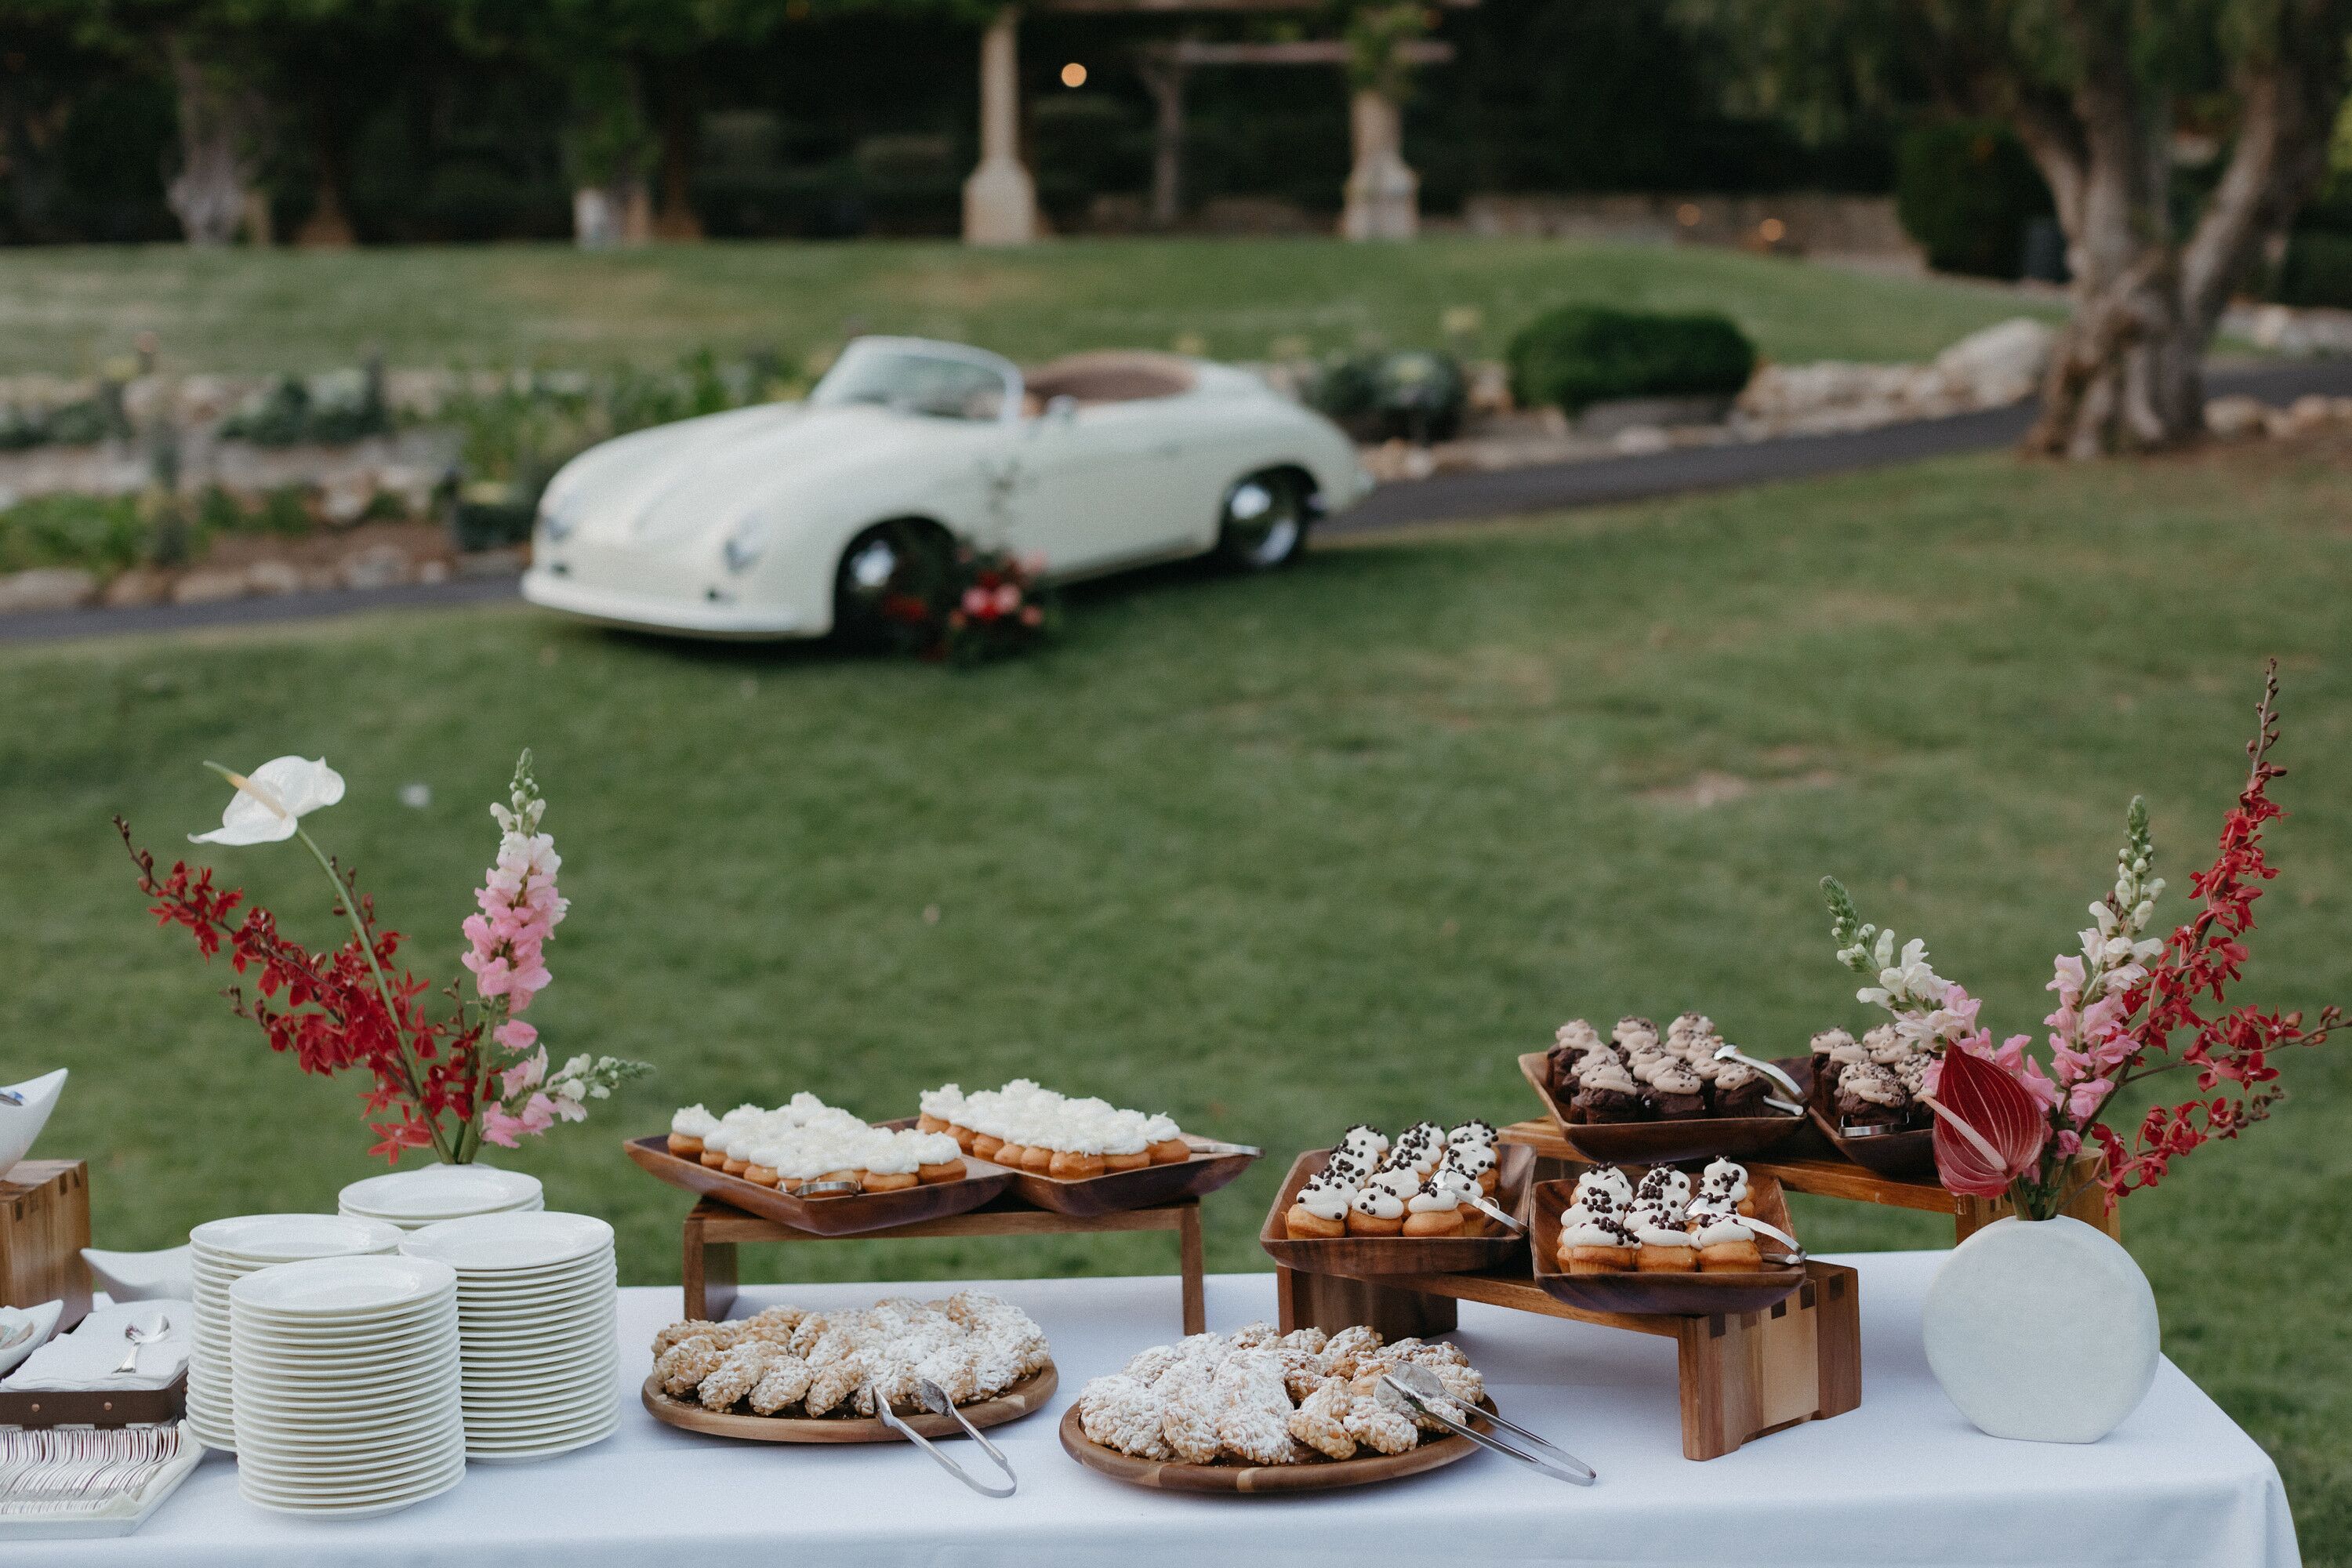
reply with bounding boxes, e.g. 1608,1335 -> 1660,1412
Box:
652,68 -> 703,241
164,34 -> 259,246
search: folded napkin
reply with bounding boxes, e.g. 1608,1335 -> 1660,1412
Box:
0,1299 -> 191,1392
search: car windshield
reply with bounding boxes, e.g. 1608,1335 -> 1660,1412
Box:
813,347 -> 1012,421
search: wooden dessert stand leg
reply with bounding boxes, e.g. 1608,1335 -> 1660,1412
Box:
1275,1265 -> 1458,1340
683,1202 -> 737,1322
1178,1203 -> 1207,1336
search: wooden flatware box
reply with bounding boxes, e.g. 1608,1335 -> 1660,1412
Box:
1,1160 -> 93,1329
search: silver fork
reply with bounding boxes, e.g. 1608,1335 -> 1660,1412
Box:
876,1377 -> 1020,1497
107,1316 -> 171,1376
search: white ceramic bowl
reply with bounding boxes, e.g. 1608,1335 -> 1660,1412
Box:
0,1069 -> 66,1178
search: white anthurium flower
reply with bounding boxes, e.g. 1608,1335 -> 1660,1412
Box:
191,756 -> 347,846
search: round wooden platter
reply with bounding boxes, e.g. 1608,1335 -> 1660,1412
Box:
622,1134 -> 1014,1238
1257,1148 -> 1530,1276
1530,1171 -> 1807,1316
1517,1051 -> 1811,1167
1058,1396 -> 1495,1494
1806,1105 -> 1937,1177
641,1361 -> 1058,1443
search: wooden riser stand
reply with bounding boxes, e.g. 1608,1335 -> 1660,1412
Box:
1,1160 -> 93,1330
1274,1261 -> 1860,1462
682,1194 -> 1208,1335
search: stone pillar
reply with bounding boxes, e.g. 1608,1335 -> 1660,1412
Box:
963,8 -> 1038,246
1341,88 -> 1417,241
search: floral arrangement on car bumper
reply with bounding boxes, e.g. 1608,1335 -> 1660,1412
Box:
1819,662 -> 2338,1220
880,546 -> 1054,665
117,748 -> 648,1163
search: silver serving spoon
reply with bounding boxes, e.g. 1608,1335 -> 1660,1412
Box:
0,1088 -> 23,1106
107,1315 -> 171,1376
1380,1366 -> 1595,1486
877,1377 -> 1019,1497
793,1178 -> 863,1197
1463,1190 -> 1525,1233
1712,1043 -> 1809,1113
1738,1214 -> 1808,1268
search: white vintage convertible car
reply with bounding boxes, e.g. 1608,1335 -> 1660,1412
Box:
521,336 -> 1374,640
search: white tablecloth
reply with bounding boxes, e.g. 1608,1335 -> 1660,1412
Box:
31,1252 -> 2297,1567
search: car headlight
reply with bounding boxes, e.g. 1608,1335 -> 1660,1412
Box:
722,517 -> 772,574
538,491 -> 581,543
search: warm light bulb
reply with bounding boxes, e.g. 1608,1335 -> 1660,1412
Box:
1061,62 -> 1087,87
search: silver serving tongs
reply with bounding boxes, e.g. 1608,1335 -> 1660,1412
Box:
1736,1214 -> 1808,1268
877,1377 -> 1019,1497
1464,1191 -> 1525,1233
1380,1366 -> 1596,1487
1713,1043 -> 1809,1116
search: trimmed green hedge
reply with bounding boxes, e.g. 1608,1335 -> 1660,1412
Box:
2278,231 -> 2352,310
1895,120 -> 2051,280
1506,305 -> 1755,414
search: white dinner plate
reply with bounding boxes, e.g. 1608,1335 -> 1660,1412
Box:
191,1214 -> 405,1261
235,1425 -> 462,1466
231,1409 -> 461,1446
401,1212 -> 613,1272
230,1254 -> 456,1317
238,1461 -> 466,1514
228,1308 -> 457,1341
338,1166 -> 542,1221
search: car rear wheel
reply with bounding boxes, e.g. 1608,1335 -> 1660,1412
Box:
832,518 -> 953,648
1214,470 -> 1313,571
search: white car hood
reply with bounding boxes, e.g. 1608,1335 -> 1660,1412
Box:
548,402 -> 941,547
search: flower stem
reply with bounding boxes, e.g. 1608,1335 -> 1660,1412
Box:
293,824 -> 456,1164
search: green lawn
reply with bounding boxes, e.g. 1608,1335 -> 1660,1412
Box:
3,439 -> 2347,1554
0,236 -> 2052,376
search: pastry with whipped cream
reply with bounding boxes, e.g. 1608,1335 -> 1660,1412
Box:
1555,1160 -> 1779,1273
920,1080 -> 1191,1176
1283,1173 -> 1352,1239
1286,1119 -> 1504,1240
672,1096 -> 968,1194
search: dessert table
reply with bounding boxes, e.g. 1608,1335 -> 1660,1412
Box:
34,1251 -> 2296,1567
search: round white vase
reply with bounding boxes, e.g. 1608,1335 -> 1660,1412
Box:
1921,1214 -> 2159,1443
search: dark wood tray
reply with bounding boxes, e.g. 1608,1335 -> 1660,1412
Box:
0,1369 -> 186,1428
1807,1105 -> 1937,1177
624,1135 -> 1014,1238
1058,1393 -> 1494,1494
920,1127 -> 1260,1219
1517,1051 -> 1811,1166
1258,1147 -> 1530,1276
640,1362 -> 1055,1443
1530,1171 -> 1807,1316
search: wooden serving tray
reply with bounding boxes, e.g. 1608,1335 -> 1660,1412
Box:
1806,1105 -> 1936,1177
1257,1147 -> 1530,1276
1058,1394 -> 1494,1494
1530,1172 -> 1806,1316
624,1136 -> 1014,1238
640,1361 -> 1056,1443
921,1131 -> 1260,1219
1518,1052 -> 1810,1167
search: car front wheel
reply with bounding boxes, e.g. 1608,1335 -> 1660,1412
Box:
1214,470 -> 1312,571
832,519 -> 952,648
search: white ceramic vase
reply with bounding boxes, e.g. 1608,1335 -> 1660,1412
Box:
1921,1214 -> 2159,1443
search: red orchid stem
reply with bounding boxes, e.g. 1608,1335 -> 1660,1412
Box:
292,823 -> 456,1164
1916,1091 -> 2006,1171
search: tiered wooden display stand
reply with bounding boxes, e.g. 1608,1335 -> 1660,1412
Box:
683,1193 -> 1207,1334
0,1159 -> 92,1328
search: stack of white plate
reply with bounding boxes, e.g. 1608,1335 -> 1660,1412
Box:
227,1254 -> 466,1517
337,1165 -> 543,1231
187,1214 -> 404,1453
400,1213 -> 619,1461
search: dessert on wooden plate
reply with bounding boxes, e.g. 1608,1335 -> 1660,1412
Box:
1073,1322 -> 1484,1465
916,1080 -> 1190,1178
1543,1014 -> 1777,1123
1807,1025 -> 1936,1134
648,1291 -> 1049,1421
1281,1120 -> 1501,1240
1552,1159 -> 1763,1275
668,1097 -> 967,1195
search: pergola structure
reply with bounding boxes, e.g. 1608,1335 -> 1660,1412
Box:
961,1 -> 1468,245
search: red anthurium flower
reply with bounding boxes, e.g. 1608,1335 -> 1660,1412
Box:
1925,1046 -> 2049,1199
